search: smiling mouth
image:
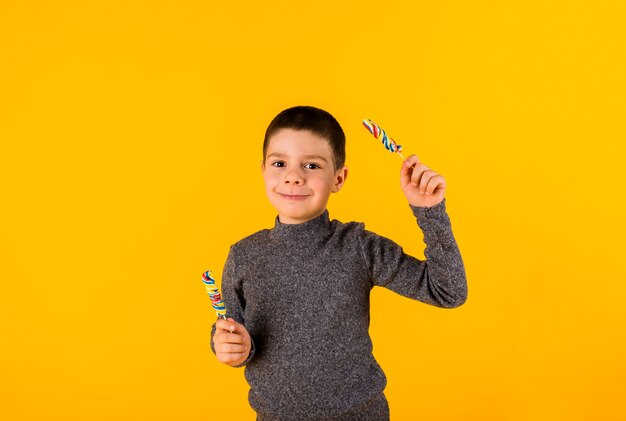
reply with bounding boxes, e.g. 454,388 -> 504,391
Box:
278,193 -> 310,200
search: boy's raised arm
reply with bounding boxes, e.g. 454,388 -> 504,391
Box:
357,198 -> 468,308
358,151 -> 468,308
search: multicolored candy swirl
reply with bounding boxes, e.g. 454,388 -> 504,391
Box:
362,118 -> 405,159
202,270 -> 227,320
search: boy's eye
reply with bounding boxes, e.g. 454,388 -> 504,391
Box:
271,161 -> 286,168
304,163 -> 320,170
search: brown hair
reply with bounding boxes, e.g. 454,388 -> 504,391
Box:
263,105 -> 346,170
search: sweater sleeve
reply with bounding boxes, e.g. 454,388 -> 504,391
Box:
357,198 -> 468,308
210,245 -> 256,367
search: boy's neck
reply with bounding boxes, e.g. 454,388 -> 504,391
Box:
277,208 -> 328,225
271,209 -> 331,242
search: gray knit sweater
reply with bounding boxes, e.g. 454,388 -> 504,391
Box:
210,198 -> 467,419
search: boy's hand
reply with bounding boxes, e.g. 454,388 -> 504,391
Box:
400,154 -> 446,208
213,317 -> 252,367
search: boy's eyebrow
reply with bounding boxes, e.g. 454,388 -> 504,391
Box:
267,153 -> 328,162
303,155 -> 328,162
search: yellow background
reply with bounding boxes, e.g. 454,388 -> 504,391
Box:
1,1 -> 625,420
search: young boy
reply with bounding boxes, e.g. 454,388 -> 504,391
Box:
210,106 -> 467,420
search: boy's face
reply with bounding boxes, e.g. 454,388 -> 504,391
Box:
261,128 -> 348,224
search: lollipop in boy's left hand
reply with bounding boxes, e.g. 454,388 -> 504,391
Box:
362,118 -> 446,207
362,118 -> 405,159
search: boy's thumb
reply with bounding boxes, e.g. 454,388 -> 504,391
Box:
226,317 -> 238,331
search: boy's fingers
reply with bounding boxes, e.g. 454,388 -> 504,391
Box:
215,331 -> 244,344
410,164 -> 429,187
418,170 -> 436,192
217,352 -> 246,364
400,155 -> 420,173
400,155 -> 420,185
215,343 -> 246,354
426,175 -> 446,194
405,154 -> 420,165
216,318 -> 237,332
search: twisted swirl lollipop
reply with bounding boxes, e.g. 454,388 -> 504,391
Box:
202,270 -> 227,320
362,118 -> 405,159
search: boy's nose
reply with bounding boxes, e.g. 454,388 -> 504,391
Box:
283,169 -> 304,185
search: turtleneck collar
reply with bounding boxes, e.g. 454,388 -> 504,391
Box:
270,209 -> 332,241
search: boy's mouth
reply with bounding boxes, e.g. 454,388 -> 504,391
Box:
278,192 -> 310,201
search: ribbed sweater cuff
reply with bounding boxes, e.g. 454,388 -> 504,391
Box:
409,197 -> 447,220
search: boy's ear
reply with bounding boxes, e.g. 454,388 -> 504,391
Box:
260,160 -> 265,173
332,166 -> 348,193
